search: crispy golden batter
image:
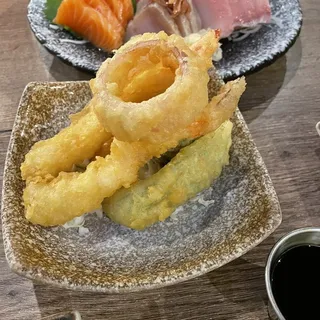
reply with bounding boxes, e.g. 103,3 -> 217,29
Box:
103,121 -> 233,230
21,104 -> 111,182
22,78 -> 245,226
21,30 -> 246,227
186,77 -> 246,138
91,31 -> 219,143
24,130 -> 193,226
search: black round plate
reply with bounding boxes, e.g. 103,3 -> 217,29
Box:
27,0 -> 302,79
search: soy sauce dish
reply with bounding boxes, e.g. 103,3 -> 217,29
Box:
265,228 -> 320,320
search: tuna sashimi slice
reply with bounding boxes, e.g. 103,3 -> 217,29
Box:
175,0 -> 203,35
125,0 -> 202,39
125,3 -> 181,41
175,14 -> 192,36
229,0 -> 271,28
192,0 -> 234,38
192,0 -> 271,38
186,0 -> 202,32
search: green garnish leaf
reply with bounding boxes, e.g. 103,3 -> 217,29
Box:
44,0 -> 82,38
45,0 -> 63,22
64,26 -> 82,39
132,0 -> 137,14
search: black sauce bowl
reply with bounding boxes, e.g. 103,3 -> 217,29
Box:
265,227 -> 320,320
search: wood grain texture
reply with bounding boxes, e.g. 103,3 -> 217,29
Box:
0,0 -> 319,319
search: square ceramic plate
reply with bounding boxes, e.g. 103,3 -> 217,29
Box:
2,81 -> 282,293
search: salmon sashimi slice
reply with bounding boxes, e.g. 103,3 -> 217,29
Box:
101,0 -> 134,27
121,0 -> 134,24
84,0 -> 129,30
54,0 -> 124,51
83,0 -> 115,18
103,0 -> 123,23
103,0 -> 125,25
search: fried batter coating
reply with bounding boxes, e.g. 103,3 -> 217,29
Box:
91,31 -> 219,143
189,29 -> 221,66
23,78 -> 245,226
23,125 -> 204,226
186,77 -> 246,138
21,104 -> 111,182
103,121 -> 233,230
21,31 -> 246,227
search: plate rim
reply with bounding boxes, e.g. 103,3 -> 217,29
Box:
2,81 -> 282,293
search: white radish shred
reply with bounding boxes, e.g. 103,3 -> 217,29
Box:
78,227 -> 90,236
49,24 -> 61,30
95,209 -> 103,219
228,24 -> 262,42
62,207 -> 104,235
212,45 -> 223,62
228,13 -> 284,42
198,198 -> 215,207
63,215 -> 85,229
59,39 -> 89,45
270,12 -> 284,29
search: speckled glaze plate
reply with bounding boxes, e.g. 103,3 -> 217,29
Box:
27,0 -> 302,79
2,81 -> 281,292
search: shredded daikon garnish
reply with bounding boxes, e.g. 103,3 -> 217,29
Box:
63,215 -> 85,229
213,45 -> 223,62
49,24 -> 61,30
78,227 -> 90,236
184,29 -> 223,61
228,25 -> 262,42
62,208 -> 104,234
59,39 -> 89,45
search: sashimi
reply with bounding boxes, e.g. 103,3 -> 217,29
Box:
126,0 -> 202,40
187,0 -> 202,32
103,0 -> 133,27
125,3 -> 181,41
175,14 -> 192,36
192,0 -> 271,38
84,0 -> 119,21
103,0 -> 124,23
54,0 -> 127,51
192,0 -> 234,38
175,0 -> 202,36
121,0 -> 135,23
229,0 -> 271,28
136,0 -> 149,12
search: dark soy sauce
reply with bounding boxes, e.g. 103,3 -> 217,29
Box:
271,245 -> 320,320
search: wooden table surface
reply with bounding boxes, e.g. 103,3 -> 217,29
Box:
1,1 -> 319,319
